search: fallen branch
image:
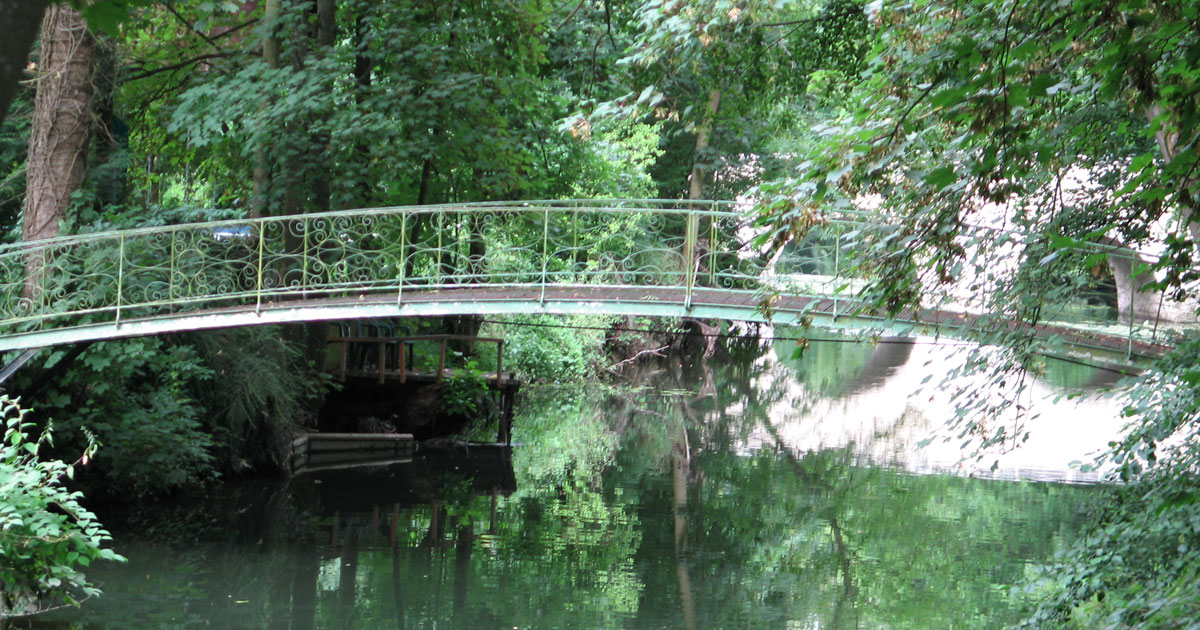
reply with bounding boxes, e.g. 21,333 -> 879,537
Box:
608,344 -> 669,371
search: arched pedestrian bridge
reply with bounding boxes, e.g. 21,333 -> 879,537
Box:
0,200 -> 1175,365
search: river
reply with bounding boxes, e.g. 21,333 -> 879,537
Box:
28,333 -> 1123,629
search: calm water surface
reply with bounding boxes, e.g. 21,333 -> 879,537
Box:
30,336 -> 1120,629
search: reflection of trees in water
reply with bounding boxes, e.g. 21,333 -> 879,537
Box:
607,335 -> 1091,629
614,341 -> 859,628
58,335 -> 1092,629
773,335 -> 916,398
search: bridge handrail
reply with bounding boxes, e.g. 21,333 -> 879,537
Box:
0,199 -> 1166,357
0,199 -> 1163,261
0,200 -> 749,255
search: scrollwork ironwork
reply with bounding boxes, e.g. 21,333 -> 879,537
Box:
0,200 -> 1142,341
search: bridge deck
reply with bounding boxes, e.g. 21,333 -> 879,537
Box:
0,284 -> 1168,363
0,200 -> 1179,364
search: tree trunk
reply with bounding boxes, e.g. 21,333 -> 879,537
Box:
352,5 -> 374,206
316,0 -> 335,48
684,89 -> 720,288
687,89 -> 722,201
452,521 -> 472,629
291,546 -> 320,630
0,0 -> 47,128
672,423 -> 697,630
251,0 -> 282,218
23,4 -> 93,298
309,0 -> 335,213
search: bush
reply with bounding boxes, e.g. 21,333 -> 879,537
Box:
29,338 -> 217,496
482,314 -> 613,382
0,397 -> 123,617
442,360 -> 490,418
1020,334 -> 1200,628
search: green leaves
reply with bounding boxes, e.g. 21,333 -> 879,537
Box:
71,0 -> 154,35
0,396 -> 124,614
923,165 -> 956,190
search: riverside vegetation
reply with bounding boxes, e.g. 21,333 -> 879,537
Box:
0,0 -> 1197,626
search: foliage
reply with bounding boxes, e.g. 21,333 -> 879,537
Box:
481,315 -> 614,382
441,360 -> 489,418
1019,334 -> 1200,629
589,0 -> 871,199
26,338 -> 217,496
152,0 -> 599,212
0,396 -> 123,617
741,1 -> 1200,626
569,118 -> 665,199
0,88 -> 30,239
186,326 -> 327,474
757,0 -> 1199,321
16,326 -> 326,494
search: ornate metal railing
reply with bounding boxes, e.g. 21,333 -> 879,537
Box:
0,199 -> 1165,352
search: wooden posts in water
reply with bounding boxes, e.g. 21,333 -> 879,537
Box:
437,337 -> 447,382
378,340 -> 386,384
398,341 -> 406,384
326,334 -> 509,384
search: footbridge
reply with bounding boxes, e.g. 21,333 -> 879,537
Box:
0,200 -> 1176,365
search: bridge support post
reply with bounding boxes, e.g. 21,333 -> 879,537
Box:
683,210 -> 698,310
833,232 -> 841,322
397,212 -> 407,307
437,337 -> 447,381
709,216 -> 717,288
378,341 -> 386,384
37,248 -> 49,322
115,234 -> 125,326
1127,286 -> 1135,361
168,230 -> 176,304
539,206 -> 550,304
436,212 -> 444,286
255,222 -> 266,313
398,341 -> 406,383
339,340 -> 347,381
301,217 -> 310,297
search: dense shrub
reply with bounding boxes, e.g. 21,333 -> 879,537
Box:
0,397 -> 123,617
481,314 -> 613,382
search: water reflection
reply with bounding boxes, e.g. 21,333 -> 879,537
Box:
29,335 -> 1112,629
762,335 -> 1127,481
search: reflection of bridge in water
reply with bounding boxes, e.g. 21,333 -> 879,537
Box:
0,200 -> 1175,366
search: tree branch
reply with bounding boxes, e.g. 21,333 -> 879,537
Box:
125,51 -> 234,81
760,8 -> 862,28
212,16 -> 261,41
608,344 -> 670,371
164,2 -> 221,51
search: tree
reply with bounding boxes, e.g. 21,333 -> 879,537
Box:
588,0 -> 870,200
748,1 -> 1200,626
0,1 -> 152,129
762,0 -> 1199,316
21,3 -> 93,299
